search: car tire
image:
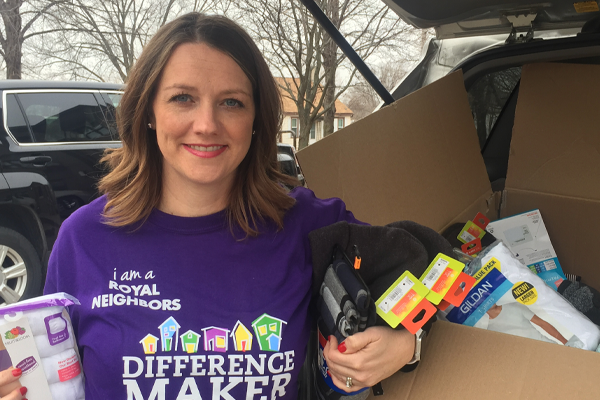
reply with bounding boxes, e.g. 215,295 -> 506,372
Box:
0,227 -> 44,305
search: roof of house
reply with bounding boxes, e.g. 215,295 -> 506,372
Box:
159,317 -> 180,329
274,77 -> 353,116
140,334 -> 159,343
202,326 -> 230,334
252,313 -> 288,327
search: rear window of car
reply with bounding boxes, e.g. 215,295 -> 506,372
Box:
5,91 -> 115,144
467,67 -> 521,149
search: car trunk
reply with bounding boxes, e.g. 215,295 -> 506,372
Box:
382,0 -> 599,38
297,60 -> 600,400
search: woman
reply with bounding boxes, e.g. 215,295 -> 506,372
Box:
3,13 -> 415,399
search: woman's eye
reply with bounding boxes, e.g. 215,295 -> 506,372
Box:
224,99 -> 241,107
171,94 -> 190,103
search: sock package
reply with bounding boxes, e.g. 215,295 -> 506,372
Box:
441,241 -> 600,350
557,280 -> 600,327
0,293 -> 84,400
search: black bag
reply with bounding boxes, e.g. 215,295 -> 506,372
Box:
303,220 -> 454,399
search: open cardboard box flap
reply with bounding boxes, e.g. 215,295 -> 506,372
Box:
296,70 -> 496,231
297,62 -> 600,399
503,63 -> 600,290
507,63 -> 600,200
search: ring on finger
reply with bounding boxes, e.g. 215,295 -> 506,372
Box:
346,376 -> 353,388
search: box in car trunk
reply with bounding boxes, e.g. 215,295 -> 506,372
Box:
297,62 -> 600,399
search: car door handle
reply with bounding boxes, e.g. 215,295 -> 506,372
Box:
20,156 -> 52,166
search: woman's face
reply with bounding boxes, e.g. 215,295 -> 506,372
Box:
152,42 -> 255,202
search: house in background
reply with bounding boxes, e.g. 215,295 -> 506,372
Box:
275,77 -> 353,149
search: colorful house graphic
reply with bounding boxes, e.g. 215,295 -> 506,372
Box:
140,334 -> 159,354
180,330 -> 201,354
231,321 -> 253,352
158,317 -> 181,352
202,327 -> 230,352
251,314 -> 287,351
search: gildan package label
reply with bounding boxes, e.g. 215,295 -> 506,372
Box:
446,262 -> 580,347
485,209 -> 566,289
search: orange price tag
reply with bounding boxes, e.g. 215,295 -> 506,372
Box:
461,238 -> 482,256
401,297 -> 437,334
473,212 -> 490,229
437,299 -> 451,311
443,272 -> 476,307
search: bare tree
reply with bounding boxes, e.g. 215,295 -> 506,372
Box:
238,0 -> 418,149
0,0 -> 64,79
343,61 -> 409,121
33,0 -> 229,82
321,0 -> 339,138
342,27 -> 433,121
321,0 -> 415,137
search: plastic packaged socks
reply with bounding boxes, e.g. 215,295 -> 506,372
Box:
0,293 -> 84,400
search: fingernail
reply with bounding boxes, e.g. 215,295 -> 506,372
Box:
327,370 -> 331,377
338,342 -> 347,353
12,368 -> 22,377
20,387 -> 27,395
328,335 -> 333,342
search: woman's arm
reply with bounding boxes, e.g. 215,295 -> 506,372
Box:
323,326 -> 415,392
530,315 -> 568,344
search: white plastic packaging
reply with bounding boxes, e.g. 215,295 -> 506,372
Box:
0,292 -> 84,399
444,241 -> 600,350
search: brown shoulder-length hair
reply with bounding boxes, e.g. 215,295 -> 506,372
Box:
98,13 -> 299,235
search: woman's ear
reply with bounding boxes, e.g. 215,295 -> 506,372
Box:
148,114 -> 156,130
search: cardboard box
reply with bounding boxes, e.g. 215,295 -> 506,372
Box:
297,62 -> 600,399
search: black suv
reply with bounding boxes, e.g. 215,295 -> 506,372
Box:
0,81 -> 123,304
0,81 -> 303,305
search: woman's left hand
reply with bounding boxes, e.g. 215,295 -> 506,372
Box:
323,326 -> 415,392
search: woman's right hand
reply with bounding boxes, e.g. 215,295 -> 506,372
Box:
0,368 -> 27,400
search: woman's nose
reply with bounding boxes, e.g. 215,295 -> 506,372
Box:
192,103 -> 219,135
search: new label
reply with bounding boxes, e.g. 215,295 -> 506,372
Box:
512,281 -> 538,305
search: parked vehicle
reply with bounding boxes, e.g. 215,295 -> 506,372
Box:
0,81 -> 303,304
302,0 -> 599,189
0,81 -> 122,304
379,0 -> 600,189
277,142 -> 305,184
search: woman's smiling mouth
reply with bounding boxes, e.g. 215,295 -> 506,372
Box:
185,144 -> 228,158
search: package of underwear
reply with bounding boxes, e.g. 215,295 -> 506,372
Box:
0,292 -> 84,400
441,241 -> 600,350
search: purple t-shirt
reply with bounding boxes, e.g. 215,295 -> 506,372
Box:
44,187 -> 359,400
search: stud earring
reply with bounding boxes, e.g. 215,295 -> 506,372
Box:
252,130 -> 256,135
148,123 -> 153,129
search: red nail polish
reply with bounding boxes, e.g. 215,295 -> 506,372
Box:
338,342 -> 347,353
328,335 -> 333,342
11,368 -> 21,377
20,387 -> 27,395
